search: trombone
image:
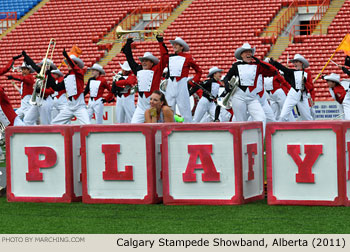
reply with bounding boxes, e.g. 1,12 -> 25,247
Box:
217,76 -> 240,110
30,38 -> 56,106
97,26 -> 161,45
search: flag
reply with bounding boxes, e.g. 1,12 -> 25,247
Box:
336,34 -> 350,56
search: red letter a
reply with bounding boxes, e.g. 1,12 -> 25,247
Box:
287,144 -> 323,183
182,145 -> 220,182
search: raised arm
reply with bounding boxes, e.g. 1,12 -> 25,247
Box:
121,38 -> 142,76
22,51 -> 41,73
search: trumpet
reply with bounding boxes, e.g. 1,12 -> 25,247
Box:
30,38 -> 56,106
97,26 -> 161,45
217,75 -> 240,110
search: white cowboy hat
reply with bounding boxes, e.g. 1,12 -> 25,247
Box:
169,37 -> 190,52
207,66 -> 223,77
234,43 -> 256,60
119,61 -> 131,71
38,59 -> 57,70
324,73 -> 340,84
290,54 -> 309,68
51,69 -> 63,77
139,52 -> 159,65
20,62 -> 35,73
69,55 -> 84,69
88,63 -> 105,75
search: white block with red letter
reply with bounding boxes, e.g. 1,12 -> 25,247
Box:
80,124 -> 161,204
266,121 -> 347,206
162,122 -> 264,205
6,126 -> 82,202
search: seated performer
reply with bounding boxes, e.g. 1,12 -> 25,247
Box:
46,49 -> 90,124
192,67 -> 223,122
324,73 -> 350,120
144,90 -> 174,123
122,36 -> 168,123
84,63 -> 112,124
223,43 -> 277,131
269,54 -> 314,121
111,61 -> 137,123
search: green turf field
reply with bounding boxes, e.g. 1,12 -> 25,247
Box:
1,197 -> 350,234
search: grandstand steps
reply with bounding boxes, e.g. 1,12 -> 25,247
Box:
157,0 -> 196,32
266,36 -> 290,60
313,0 -> 346,35
260,7 -> 289,37
0,0 -> 50,40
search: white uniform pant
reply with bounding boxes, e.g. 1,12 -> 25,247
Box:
116,94 -> 135,123
14,116 -> 25,126
340,92 -> 350,120
52,95 -> 68,120
279,89 -> 313,121
230,88 -> 266,132
165,77 -> 192,122
87,97 -> 104,124
23,97 -> 53,125
131,95 -> 150,123
15,95 -> 31,120
193,98 -> 216,122
268,89 -> 295,121
258,92 -> 276,122
51,93 -> 90,125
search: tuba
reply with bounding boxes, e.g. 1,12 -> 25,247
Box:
217,75 -> 240,109
30,38 -> 56,106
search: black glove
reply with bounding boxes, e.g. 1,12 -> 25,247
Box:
156,35 -> 163,42
45,69 -> 51,76
62,48 -> 69,58
269,57 -> 275,65
321,75 -> 326,80
126,37 -> 134,45
7,75 -> 13,80
101,98 -> 106,103
22,50 -> 27,57
252,55 -> 261,64
13,54 -> 22,60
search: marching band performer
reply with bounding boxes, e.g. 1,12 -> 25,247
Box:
164,37 -> 202,122
192,67 -> 223,122
46,49 -> 90,124
0,54 -> 22,75
269,54 -> 314,121
0,85 -> 25,127
50,69 -> 67,120
324,73 -> 350,120
7,62 -> 35,120
84,63 -> 112,124
21,51 -> 57,125
144,90 -> 174,123
223,43 -> 277,130
122,36 -> 168,123
111,61 -> 137,123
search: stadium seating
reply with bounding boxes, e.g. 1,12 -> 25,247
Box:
279,1 -> 350,101
0,0 -> 41,19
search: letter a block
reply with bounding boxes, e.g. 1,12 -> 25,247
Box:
80,125 -> 161,204
6,126 -> 81,202
266,122 -> 347,206
162,122 -> 264,205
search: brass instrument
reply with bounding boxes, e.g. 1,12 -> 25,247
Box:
159,79 -> 168,93
217,75 -> 240,110
112,71 -> 133,94
97,26 -> 161,45
30,38 -> 56,106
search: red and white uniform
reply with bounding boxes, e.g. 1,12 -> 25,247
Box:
263,74 -> 295,121
165,52 -> 202,122
51,75 -> 67,121
114,72 -> 137,123
49,57 -> 90,125
224,61 -> 277,131
0,86 -> 25,127
11,74 -> 35,120
329,84 -> 350,120
123,41 -> 168,123
85,75 -> 111,124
